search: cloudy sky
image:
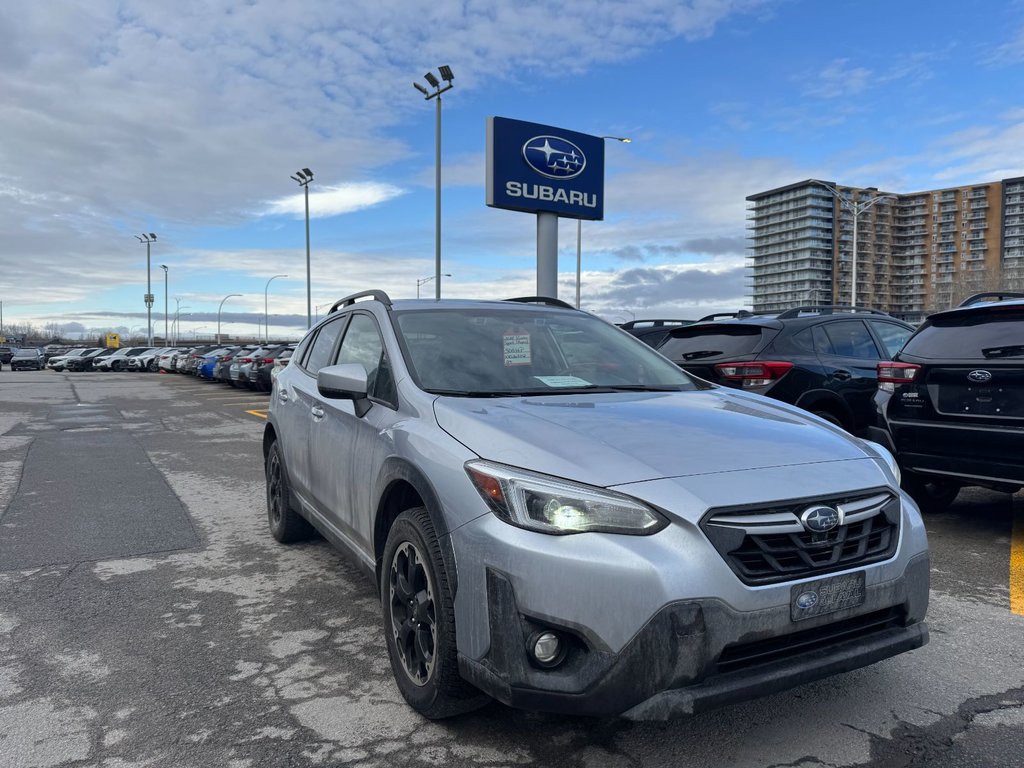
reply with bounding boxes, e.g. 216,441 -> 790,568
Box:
3,0 -> 1024,341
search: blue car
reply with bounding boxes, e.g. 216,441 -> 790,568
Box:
198,347 -> 232,379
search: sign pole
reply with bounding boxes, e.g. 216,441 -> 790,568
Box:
537,212 -> 558,298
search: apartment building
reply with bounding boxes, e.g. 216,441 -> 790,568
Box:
747,177 -> 1024,320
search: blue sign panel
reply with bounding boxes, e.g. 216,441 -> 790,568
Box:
486,117 -> 604,220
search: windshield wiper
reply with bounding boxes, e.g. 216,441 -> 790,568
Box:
681,350 -> 722,360
981,345 -> 1024,358
425,389 -> 530,397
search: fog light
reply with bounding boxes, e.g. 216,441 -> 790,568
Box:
528,630 -> 565,668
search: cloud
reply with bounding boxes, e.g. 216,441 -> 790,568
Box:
983,24 -> 1024,66
803,58 -> 873,99
263,182 -> 406,218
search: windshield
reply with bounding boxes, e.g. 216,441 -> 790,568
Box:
657,324 -> 775,362
393,307 -> 700,395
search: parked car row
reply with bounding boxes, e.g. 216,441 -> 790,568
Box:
634,295 -> 1023,515
164,343 -> 294,391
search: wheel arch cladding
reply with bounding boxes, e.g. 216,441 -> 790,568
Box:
373,458 -> 458,593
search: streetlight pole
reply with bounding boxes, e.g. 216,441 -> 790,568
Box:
173,299 -> 190,346
413,65 -> 455,301
264,274 -> 288,343
290,169 -> 314,328
217,294 -> 242,345
160,264 -> 168,344
416,273 -> 452,299
136,233 -> 157,345
574,137 -> 631,309
812,182 -> 895,307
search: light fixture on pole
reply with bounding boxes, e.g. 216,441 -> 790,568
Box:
413,65 -> 454,301
263,274 -> 288,343
811,181 -> 895,307
574,136 -> 632,310
136,233 -> 157,345
290,168 -> 314,328
217,293 -> 242,345
159,264 -> 169,344
416,273 -> 452,299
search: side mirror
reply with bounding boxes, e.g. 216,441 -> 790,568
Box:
317,363 -> 368,397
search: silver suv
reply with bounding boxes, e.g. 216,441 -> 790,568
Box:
264,291 -> 929,719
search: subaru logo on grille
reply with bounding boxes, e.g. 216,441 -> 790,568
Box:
800,505 -> 843,533
967,370 -> 993,383
796,591 -> 819,610
522,136 -> 587,179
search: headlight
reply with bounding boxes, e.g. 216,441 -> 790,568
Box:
860,439 -> 901,485
465,460 -> 668,536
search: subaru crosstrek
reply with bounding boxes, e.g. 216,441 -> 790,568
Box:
869,293 -> 1024,512
264,291 -> 929,719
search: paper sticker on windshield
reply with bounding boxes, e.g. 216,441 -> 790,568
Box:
534,376 -> 592,388
503,333 -> 531,366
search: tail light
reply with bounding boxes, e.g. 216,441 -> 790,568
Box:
714,361 -> 793,388
877,362 -> 920,392
262,357 -> 274,364
241,357 -> 252,363
280,359 -> 290,366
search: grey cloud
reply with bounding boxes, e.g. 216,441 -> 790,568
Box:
592,265 -> 747,308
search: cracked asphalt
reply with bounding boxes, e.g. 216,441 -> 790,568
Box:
1,371 -> 1022,767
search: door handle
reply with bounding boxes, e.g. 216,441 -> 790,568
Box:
278,389 -> 289,403
311,406 -> 325,419
833,370 -> 852,381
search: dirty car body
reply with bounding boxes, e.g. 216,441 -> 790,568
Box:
264,292 -> 929,719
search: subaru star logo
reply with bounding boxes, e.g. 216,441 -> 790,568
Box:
522,136 -> 587,179
796,591 -> 819,610
967,370 -> 993,383
800,505 -> 843,533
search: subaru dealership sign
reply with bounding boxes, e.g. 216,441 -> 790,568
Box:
486,117 -> 605,220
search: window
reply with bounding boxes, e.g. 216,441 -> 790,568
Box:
304,316 -> 345,374
821,320 -> 880,359
337,314 -> 397,406
868,321 -> 913,358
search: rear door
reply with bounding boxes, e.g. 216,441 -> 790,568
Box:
897,308 -> 1024,424
814,319 -> 886,430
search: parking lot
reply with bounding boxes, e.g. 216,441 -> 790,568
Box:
1,371 -> 1022,768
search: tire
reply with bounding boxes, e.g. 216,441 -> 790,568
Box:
265,441 -> 313,543
902,472 -> 960,514
148,359 -> 158,372
381,507 -> 488,719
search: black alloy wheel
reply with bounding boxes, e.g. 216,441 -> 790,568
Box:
265,441 -> 312,543
389,540 -> 438,686
902,472 -> 961,514
381,508 -> 488,718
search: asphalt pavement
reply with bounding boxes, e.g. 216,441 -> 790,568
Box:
0,370 -> 1022,768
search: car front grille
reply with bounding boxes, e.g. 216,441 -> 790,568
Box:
701,489 -> 900,585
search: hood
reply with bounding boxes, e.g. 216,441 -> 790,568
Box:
434,388 -> 869,487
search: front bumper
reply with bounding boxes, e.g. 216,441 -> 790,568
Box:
458,554 -> 929,718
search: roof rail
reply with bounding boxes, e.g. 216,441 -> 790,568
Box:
696,311 -> 754,322
329,290 -> 393,314
775,305 -> 887,319
504,296 -> 576,310
619,319 -> 694,329
958,291 -> 1024,307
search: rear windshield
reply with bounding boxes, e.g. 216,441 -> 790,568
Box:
657,324 -> 775,362
902,310 -> 1024,360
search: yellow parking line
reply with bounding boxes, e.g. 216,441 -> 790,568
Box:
246,409 -> 269,420
1012,506 -> 1024,617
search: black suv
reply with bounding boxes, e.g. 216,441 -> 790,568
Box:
655,306 -> 915,435
869,293 -> 1024,512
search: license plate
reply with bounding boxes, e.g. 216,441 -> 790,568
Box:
791,572 -> 866,622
